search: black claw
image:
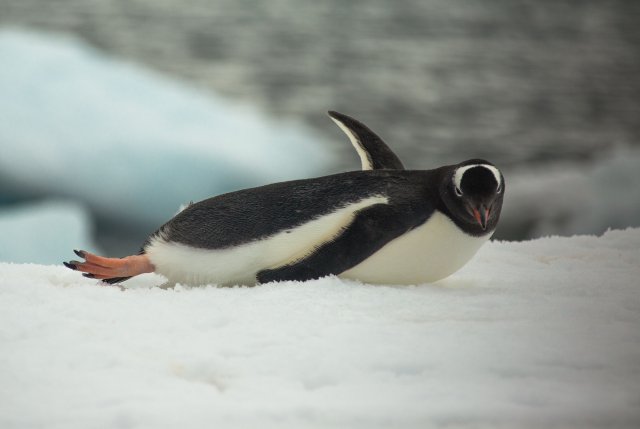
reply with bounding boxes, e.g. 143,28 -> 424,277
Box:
82,273 -> 96,279
63,262 -> 77,270
74,249 -> 86,258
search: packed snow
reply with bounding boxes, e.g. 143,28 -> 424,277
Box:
0,30 -> 335,228
1,229 -> 639,429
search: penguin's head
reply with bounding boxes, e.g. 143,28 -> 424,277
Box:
441,160 -> 505,234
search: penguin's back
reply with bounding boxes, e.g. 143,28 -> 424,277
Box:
146,194 -> 388,286
153,170 -> 412,249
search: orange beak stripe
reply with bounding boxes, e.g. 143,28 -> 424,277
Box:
472,207 -> 490,229
472,208 -> 482,225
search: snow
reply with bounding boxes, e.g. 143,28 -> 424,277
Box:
0,200 -> 98,264
0,28 -> 638,427
1,229 -> 639,428
0,29 -> 335,228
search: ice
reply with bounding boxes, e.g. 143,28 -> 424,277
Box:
1,229 -> 638,428
0,200 -> 97,264
498,146 -> 640,239
0,29 -> 335,228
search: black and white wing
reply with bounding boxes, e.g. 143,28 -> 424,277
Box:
328,111 -> 405,171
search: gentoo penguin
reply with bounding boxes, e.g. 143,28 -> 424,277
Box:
64,111 -> 504,286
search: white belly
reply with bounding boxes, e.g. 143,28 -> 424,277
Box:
341,211 -> 492,285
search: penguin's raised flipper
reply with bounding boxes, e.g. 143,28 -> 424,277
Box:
64,250 -> 154,284
328,111 -> 405,171
256,203 -> 413,283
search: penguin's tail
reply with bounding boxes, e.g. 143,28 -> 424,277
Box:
63,249 -> 154,285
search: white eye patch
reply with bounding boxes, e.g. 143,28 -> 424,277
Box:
453,164 -> 502,192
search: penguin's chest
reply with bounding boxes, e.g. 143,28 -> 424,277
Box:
340,211 -> 491,285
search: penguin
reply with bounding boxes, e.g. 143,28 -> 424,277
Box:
64,111 -> 504,286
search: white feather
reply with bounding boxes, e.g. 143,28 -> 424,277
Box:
330,116 -> 373,170
454,164 -> 502,191
341,211 -> 492,285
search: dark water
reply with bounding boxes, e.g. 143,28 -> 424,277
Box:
2,0 -> 639,171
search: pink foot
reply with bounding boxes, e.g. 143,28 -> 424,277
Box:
64,250 -> 155,282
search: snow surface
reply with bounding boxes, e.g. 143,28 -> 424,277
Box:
1,229 -> 639,429
0,29 -> 335,228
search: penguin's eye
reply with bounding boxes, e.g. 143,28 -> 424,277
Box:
496,182 -> 502,194
454,186 -> 463,197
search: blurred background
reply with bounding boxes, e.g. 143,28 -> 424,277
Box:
1,0 -> 639,264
